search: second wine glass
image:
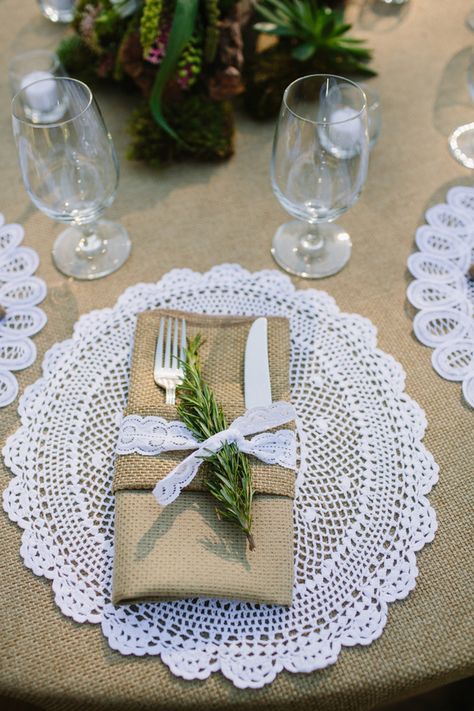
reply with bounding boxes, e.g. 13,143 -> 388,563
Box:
271,74 -> 369,278
11,77 -> 131,280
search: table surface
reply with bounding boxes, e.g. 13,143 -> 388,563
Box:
1,1 -> 473,710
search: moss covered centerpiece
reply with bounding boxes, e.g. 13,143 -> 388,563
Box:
58,0 -> 375,165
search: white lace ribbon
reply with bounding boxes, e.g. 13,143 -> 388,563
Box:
116,401 -> 297,506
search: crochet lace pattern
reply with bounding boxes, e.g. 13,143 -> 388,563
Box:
407,186 -> 474,407
0,213 -> 47,407
3,265 -> 438,688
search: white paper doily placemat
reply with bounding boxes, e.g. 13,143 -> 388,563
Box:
3,265 -> 438,689
407,186 -> 474,407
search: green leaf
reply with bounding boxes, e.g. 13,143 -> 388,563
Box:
338,37 -> 367,44
149,0 -> 199,142
322,12 -> 337,36
255,0 -> 299,30
292,42 -> 317,61
253,5 -> 280,23
265,0 -> 296,15
332,23 -> 352,37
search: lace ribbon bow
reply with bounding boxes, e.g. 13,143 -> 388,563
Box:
116,401 -> 297,506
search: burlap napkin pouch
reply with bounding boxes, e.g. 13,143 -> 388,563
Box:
112,310 -> 295,606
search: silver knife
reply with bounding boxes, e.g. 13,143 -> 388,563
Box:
244,317 -> 272,409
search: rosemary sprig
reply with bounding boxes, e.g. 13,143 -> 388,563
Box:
177,335 -> 255,550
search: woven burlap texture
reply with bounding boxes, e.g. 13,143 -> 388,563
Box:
112,311 -> 295,606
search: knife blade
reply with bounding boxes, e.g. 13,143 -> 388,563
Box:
244,317 -> 272,409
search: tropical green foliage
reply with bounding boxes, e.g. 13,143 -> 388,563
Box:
255,0 -> 373,72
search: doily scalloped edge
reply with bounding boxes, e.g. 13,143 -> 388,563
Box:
406,187 -> 474,407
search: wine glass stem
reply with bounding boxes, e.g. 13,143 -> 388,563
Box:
298,226 -> 325,256
76,222 -> 106,259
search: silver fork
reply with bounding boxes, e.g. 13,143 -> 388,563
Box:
154,317 -> 186,405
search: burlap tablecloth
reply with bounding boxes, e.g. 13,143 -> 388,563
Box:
0,1 -> 473,710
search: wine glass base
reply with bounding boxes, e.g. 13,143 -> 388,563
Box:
448,123 -> 474,169
271,221 -> 352,279
52,220 -> 131,280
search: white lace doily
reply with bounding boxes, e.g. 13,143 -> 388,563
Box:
407,186 -> 474,407
2,265 -> 438,689
0,212 -> 47,407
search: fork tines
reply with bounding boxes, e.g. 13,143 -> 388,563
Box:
154,317 -> 186,405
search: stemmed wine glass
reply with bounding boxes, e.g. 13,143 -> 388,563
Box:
11,77 -> 131,280
9,49 -> 67,104
271,74 -> 369,278
448,48 -> 474,169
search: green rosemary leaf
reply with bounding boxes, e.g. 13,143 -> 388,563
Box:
177,335 -> 255,549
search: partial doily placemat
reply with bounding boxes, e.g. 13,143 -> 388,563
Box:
407,186 -> 474,407
3,265 -> 438,689
0,212 -> 47,407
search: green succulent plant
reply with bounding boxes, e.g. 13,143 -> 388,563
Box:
254,0 -> 373,71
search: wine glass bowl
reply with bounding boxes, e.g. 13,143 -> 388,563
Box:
11,77 -> 131,280
448,48 -> 474,169
8,49 -> 67,121
271,74 -> 369,278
